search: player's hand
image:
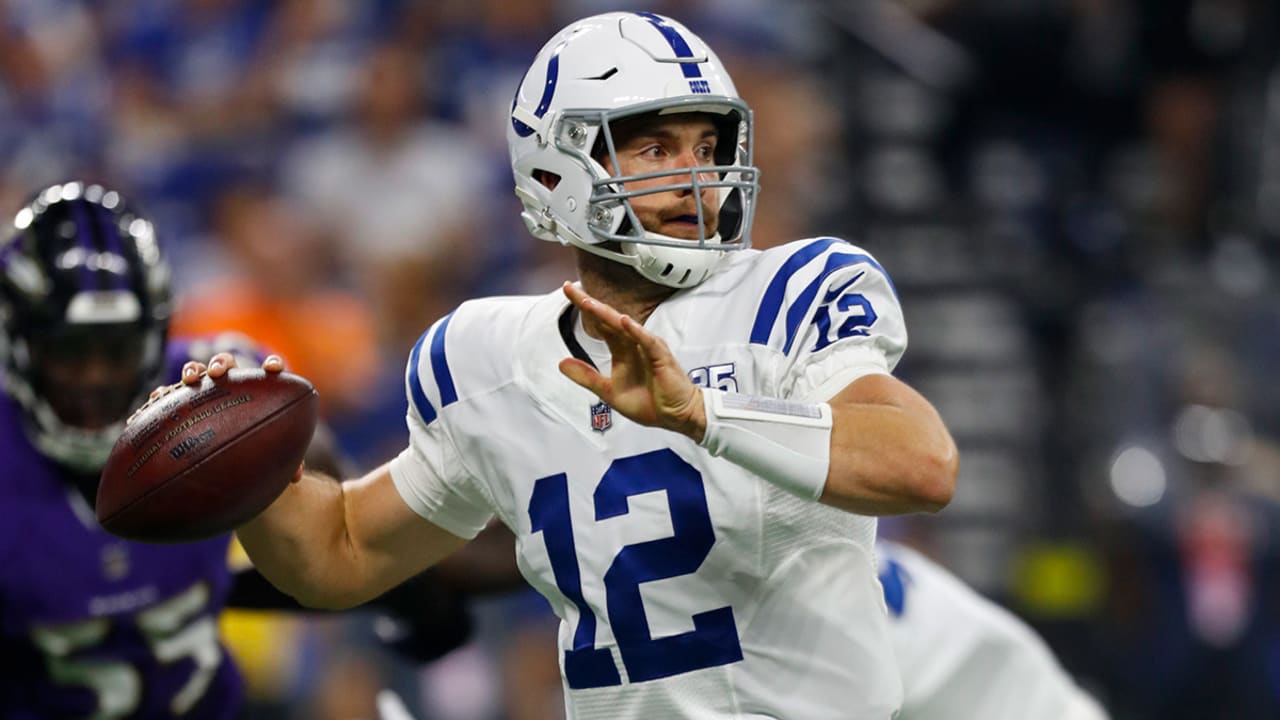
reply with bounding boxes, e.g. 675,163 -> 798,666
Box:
168,352 -> 302,482
175,352 -> 285,387
140,353 -> 288,413
559,282 -> 706,441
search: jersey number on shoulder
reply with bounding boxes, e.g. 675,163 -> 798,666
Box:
528,449 -> 743,689
30,582 -> 221,719
811,271 -> 878,352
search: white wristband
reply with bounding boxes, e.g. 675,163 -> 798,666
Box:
698,389 -> 833,501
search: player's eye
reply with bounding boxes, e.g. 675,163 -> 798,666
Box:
638,144 -> 667,160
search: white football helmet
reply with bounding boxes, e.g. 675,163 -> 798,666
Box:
508,12 -> 759,289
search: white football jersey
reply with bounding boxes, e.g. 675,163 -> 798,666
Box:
390,237 -> 907,719
876,541 -> 1110,720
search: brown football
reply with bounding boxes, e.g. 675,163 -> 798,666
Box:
97,368 -> 319,543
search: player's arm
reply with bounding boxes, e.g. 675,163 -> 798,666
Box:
235,461 -> 466,610
183,353 -> 468,610
561,283 -> 956,516
813,371 -> 956,515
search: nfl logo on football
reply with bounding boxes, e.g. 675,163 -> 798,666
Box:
590,402 -> 613,433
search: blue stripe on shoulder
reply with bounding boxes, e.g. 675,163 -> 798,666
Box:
408,329 -> 437,425
750,237 -> 843,345
781,252 -> 890,354
430,312 -> 458,407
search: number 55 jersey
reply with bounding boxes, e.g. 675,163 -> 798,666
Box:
0,338 -> 243,719
391,237 -> 908,719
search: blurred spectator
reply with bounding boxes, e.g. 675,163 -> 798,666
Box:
723,51 -> 845,248
253,0 -> 388,131
282,40 -> 491,352
170,179 -> 382,419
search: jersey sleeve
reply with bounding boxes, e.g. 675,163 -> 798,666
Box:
750,238 -> 907,402
387,315 -> 494,540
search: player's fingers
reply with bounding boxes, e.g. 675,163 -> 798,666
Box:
600,331 -> 643,363
262,354 -> 285,373
180,361 -> 207,385
622,315 -> 681,374
562,280 -> 590,305
563,282 -> 627,335
559,358 -> 612,399
206,352 -> 237,378
619,315 -> 665,359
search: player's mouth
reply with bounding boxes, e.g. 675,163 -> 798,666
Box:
662,213 -> 717,238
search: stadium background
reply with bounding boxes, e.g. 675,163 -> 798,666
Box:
3,0 -> 1279,717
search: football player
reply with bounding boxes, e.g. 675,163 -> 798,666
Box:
877,540 -> 1110,720
0,182 -> 471,718
190,12 -> 959,719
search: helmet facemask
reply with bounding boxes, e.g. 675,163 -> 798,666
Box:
540,101 -> 759,288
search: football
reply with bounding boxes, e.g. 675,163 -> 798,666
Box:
97,368 -> 319,543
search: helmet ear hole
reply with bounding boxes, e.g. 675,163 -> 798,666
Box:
712,114 -> 743,167
534,170 -> 562,191
718,187 -> 744,243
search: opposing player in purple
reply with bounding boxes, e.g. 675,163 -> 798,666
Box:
0,182 -> 471,719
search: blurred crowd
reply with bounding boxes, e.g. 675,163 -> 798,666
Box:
3,0 -> 1280,718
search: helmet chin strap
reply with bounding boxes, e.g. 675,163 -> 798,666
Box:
550,182 -> 733,289
622,232 -> 728,289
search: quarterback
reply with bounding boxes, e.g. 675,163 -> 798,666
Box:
194,12 -> 959,719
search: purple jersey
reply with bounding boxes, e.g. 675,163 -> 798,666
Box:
0,338 -> 259,719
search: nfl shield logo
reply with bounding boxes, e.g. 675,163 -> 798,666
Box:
590,402 -> 613,433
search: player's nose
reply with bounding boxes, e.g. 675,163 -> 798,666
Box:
673,146 -> 711,172
673,152 -> 715,197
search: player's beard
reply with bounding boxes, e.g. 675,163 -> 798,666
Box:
572,244 -> 678,304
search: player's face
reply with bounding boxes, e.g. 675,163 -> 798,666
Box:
602,114 -> 721,240
29,327 -> 148,430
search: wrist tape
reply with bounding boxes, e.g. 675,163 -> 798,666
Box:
698,389 -> 833,500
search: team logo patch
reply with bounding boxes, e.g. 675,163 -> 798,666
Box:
590,401 -> 613,433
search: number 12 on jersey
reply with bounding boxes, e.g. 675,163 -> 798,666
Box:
528,449 -> 744,689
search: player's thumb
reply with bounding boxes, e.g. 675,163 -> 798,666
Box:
559,358 -> 609,398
